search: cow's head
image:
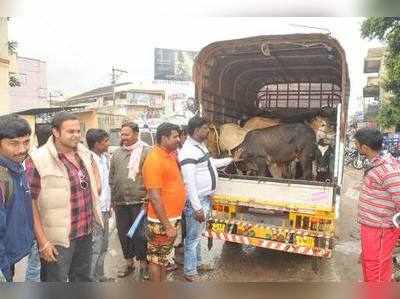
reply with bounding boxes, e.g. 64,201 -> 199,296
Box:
309,116 -> 335,142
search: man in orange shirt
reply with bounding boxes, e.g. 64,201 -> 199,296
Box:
142,122 -> 186,282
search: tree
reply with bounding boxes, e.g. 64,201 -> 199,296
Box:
9,73 -> 20,87
8,41 -> 17,55
361,17 -> 400,129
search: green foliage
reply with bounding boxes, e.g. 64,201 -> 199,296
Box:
361,17 -> 400,40
9,74 -> 20,87
376,100 -> 400,129
361,17 -> 400,129
8,40 -> 17,55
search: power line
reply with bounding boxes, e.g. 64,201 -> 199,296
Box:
289,24 -> 331,35
111,66 -> 128,109
111,66 -> 128,84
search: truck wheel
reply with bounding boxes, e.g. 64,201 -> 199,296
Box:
311,257 -> 323,274
222,241 -> 242,250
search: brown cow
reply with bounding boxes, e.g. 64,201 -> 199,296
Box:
235,122 -> 318,180
243,116 -> 280,131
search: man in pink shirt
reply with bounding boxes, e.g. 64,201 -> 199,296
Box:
354,128 -> 400,282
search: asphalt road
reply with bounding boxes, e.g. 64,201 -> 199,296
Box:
14,167 -> 363,282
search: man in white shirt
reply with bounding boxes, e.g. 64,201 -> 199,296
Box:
178,116 -> 233,282
86,129 -> 114,282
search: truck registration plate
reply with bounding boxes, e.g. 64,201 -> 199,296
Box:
295,235 -> 315,248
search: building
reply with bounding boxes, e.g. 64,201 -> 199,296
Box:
60,80 -> 195,131
9,56 -> 48,113
362,47 -> 386,129
60,82 -> 131,109
61,82 -> 166,122
0,18 -> 15,115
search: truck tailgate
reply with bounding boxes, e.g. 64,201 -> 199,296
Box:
213,177 -> 334,212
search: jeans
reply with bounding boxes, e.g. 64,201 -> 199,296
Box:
25,240 -> 41,282
41,234 -> 93,282
184,196 -> 211,276
90,212 -> 110,281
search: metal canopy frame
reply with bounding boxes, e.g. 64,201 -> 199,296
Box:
193,33 -> 350,125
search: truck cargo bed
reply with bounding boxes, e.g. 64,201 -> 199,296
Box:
213,175 -> 335,213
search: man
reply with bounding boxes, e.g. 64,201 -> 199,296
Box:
86,129 -> 114,282
25,112 -> 103,282
109,122 -> 150,279
142,122 -> 186,282
172,124 -> 189,260
179,126 -> 188,149
354,128 -> 400,282
178,116 -> 233,282
25,124 -> 52,282
0,115 -> 34,282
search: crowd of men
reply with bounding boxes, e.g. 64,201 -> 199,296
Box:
1,111 -> 400,283
0,112 -> 235,282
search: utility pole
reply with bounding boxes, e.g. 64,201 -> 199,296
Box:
49,90 -> 63,107
111,66 -> 128,111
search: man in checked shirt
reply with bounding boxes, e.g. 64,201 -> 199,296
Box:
25,112 -> 103,282
354,128 -> 400,282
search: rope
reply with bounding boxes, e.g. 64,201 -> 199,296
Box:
261,42 -> 271,57
209,124 -> 221,156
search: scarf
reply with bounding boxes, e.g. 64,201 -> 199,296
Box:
124,140 -> 147,181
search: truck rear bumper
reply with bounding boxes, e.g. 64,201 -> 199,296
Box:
204,230 -> 332,258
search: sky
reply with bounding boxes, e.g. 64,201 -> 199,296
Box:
8,16 -> 383,115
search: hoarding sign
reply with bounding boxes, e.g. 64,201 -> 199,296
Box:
154,48 -> 197,81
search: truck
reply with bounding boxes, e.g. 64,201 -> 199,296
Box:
193,34 -> 349,259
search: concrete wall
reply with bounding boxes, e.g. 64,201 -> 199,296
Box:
75,110 -> 98,137
9,56 -> 48,113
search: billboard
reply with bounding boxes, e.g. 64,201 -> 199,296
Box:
154,48 -> 197,81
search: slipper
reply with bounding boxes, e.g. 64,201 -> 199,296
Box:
117,264 -> 135,278
166,262 -> 178,272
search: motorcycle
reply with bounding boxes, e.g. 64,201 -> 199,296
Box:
393,242 -> 400,281
392,213 -> 400,281
344,147 -> 368,170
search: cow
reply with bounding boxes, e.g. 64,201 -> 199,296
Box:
234,122 -> 318,180
207,114 -> 336,180
243,116 -> 280,131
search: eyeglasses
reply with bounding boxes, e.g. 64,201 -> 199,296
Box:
78,170 -> 89,190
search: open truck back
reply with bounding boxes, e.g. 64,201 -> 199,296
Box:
193,34 -> 349,258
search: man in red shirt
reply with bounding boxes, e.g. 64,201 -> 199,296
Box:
355,128 -> 400,282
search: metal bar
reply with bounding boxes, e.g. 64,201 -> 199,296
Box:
276,83 -> 279,108
219,173 -> 335,187
320,82 -> 323,108
287,82 -> 290,108
330,83 -> 335,107
203,108 -> 241,120
297,82 -> 300,108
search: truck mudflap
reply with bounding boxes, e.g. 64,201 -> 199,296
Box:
203,230 -> 332,258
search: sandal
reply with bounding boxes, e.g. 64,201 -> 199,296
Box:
117,264 -> 135,278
